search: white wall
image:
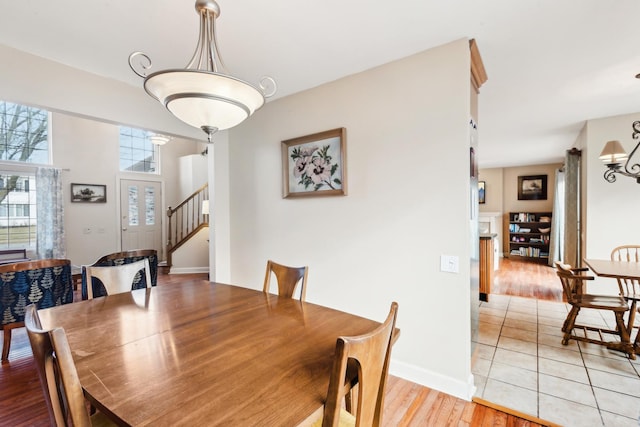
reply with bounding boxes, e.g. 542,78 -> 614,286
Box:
581,112 -> 640,294
178,154 -> 208,201
170,227 -> 209,273
226,39 -> 475,399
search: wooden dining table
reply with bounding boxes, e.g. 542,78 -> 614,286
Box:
37,281 -> 388,426
584,258 -> 640,281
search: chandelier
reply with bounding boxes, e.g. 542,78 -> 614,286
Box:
599,121 -> 640,183
128,0 -> 276,143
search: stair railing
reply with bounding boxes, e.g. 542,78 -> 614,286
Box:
166,183 -> 208,267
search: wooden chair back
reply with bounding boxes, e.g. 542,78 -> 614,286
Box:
0,259 -> 73,362
554,261 -> 593,303
611,245 -> 640,298
25,304 -> 92,427
84,258 -> 151,300
263,260 -> 308,301
322,302 -> 399,427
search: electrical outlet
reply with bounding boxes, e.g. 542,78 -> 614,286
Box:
440,255 -> 459,273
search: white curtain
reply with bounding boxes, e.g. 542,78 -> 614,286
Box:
36,167 -> 65,259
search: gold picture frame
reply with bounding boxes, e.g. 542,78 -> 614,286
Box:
281,127 -> 347,198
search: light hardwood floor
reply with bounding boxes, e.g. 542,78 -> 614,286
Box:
0,269 -> 551,426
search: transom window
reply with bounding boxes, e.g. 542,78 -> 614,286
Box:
0,101 -> 50,164
119,127 -> 159,174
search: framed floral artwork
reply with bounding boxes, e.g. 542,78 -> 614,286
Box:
281,127 -> 347,198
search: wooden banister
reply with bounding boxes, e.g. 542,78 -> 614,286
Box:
167,183 -> 208,267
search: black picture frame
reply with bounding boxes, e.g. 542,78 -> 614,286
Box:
517,175 -> 547,200
478,181 -> 485,204
71,183 -> 107,203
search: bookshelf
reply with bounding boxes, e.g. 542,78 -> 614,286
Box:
508,212 -> 552,263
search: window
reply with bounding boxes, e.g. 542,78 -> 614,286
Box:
0,101 -> 50,164
119,127 -> 159,173
0,174 -> 37,249
0,100 -> 50,250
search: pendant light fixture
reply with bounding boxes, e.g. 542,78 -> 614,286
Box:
128,0 -> 276,143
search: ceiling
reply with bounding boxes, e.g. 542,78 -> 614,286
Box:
1,0 -> 639,168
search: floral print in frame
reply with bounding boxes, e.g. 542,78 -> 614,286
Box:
281,128 -> 347,198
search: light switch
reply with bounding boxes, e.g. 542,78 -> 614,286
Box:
440,255 -> 459,273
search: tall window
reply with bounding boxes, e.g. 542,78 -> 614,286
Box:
0,101 -> 50,250
119,127 -> 159,173
0,174 -> 36,249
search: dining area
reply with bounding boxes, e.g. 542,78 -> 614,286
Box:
1,254 -> 401,426
555,245 -> 640,360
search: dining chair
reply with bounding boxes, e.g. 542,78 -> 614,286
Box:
84,258 -> 151,300
263,260 -> 308,301
611,245 -> 640,330
25,305 -> 115,427
0,259 -> 74,362
81,249 -> 157,300
554,262 -> 634,359
300,302 -> 399,427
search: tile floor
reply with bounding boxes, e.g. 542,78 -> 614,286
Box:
473,294 -> 640,427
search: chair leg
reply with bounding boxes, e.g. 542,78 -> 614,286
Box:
626,301 -> 637,337
613,311 -> 635,360
562,307 -> 579,345
2,326 -> 11,362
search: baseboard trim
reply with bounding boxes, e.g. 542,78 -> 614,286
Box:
169,267 -> 209,274
390,360 -> 476,401
472,397 -> 562,427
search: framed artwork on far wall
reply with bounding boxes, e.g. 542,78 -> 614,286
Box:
71,183 -> 107,203
281,127 -> 347,198
517,175 -> 547,200
478,181 -> 486,204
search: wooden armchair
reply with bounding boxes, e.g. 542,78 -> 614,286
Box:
0,259 -> 74,362
263,260 -> 308,301
555,262 -> 634,359
300,302 -> 399,427
81,249 -> 157,300
25,305 -> 115,426
84,259 -> 152,299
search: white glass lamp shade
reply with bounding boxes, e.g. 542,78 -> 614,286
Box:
599,140 -> 628,164
150,134 -> 170,145
144,70 -> 265,132
202,199 -> 210,215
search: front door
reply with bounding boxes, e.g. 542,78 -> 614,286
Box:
120,179 -> 162,259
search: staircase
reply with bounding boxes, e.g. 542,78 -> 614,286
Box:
166,183 -> 208,268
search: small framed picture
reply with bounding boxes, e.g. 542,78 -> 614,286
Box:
281,128 -> 347,198
517,175 -> 547,200
71,183 -> 107,203
478,181 -> 486,204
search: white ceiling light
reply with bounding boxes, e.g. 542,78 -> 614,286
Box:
128,0 -> 276,143
150,134 -> 171,146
